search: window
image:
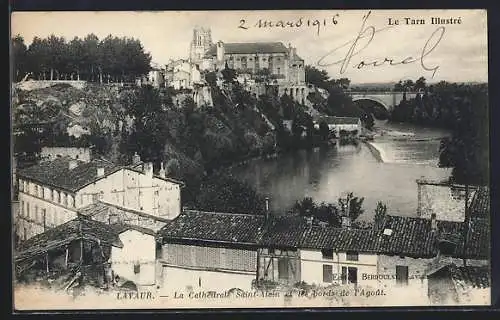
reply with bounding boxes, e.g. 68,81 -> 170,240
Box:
21,201 -> 24,216
63,193 -> 68,206
278,258 -> 289,280
41,209 -> 46,227
277,67 -> 281,74
19,180 -> 23,192
323,264 -> 333,283
321,249 -> 334,259
134,262 -> 141,274
26,204 -> 30,219
41,187 -> 44,199
396,265 -> 409,285
34,205 -> 38,222
346,251 -> 359,261
342,266 -> 358,284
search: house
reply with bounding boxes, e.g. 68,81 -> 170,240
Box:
256,212 -> 489,293
313,116 -> 362,137
165,59 -> 202,90
157,210 -> 266,292
14,216 -> 123,287
110,224 -> 158,287
16,155 -> 184,240
426,264 -> 490,305
14,215 -> 159,290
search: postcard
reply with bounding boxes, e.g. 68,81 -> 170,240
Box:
11,9 -> 490,310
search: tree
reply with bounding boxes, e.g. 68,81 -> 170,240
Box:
196,172 -> 266,214
338,192 -> 364,222
373,201 -> 387,230
12,35 -> 28,81
305,65 -> 329,89
221,63 -> 237,83
126,85 -> 170,162
415,77 -> 427,91
293,197 -> 341,227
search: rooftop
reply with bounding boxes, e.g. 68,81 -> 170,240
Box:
15,217 -> 123,264
157,208 -> 489,259
17,156 -> 120,193
470,186 -> 490,217
260,214 -> 489,259
205,42 -> 289,57
158,210 -> 266,245
17,157 -> 184,193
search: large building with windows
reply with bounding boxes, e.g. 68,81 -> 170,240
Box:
190,26 -> 305,83
16,154 -> 183,241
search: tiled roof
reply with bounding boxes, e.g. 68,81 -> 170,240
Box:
375,215 -> 489,259
128,163 -> 184,186
158,210 -> 266,245
449,264 -> 490,289
470,186 -> 490,217
260,216 -> 311,248
15,217 -> 123,263
17,156 -> 120,192
302,227 -> 378,252
205,42 -> 289,56
314,116 -> 361,125
260,215 -> 489,259
77,201 -> 170,233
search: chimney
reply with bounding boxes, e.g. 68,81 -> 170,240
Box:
264,197 -> 270,221
132,152 -> 141,165
68,159 -> 78,170
306,215 -> 313,226
97,167 -> 105,177
341,216 -> 352,229
431,213 -> 438,232
144,162 -> 153,177
159,162 -> 166,178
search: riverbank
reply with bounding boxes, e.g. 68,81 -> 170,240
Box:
364,141 -> 384,163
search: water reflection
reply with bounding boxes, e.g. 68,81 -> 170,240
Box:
231,123 -> 452,221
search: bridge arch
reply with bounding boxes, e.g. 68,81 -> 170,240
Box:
351,96 -> 390,111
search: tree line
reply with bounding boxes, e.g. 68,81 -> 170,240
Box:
390,78 -> 489,185
11,34 -> 151,83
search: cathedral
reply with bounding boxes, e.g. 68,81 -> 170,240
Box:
189,26 -> 306,86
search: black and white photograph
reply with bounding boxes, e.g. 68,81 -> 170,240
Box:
10,9 -> 490,309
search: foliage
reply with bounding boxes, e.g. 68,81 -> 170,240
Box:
373,201 -> 387,230
293,197 -> 341,227
293,193 -> 365,227
195,172 -> 266,214
338,192 -> 364,221
391,80 -> 489,185
12,33 -> 151,83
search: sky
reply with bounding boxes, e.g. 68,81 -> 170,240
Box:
11,9 -> 488,84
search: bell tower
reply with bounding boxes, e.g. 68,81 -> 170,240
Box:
189,26 -> 212,66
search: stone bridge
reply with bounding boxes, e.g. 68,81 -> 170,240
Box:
348,91 -> 418,111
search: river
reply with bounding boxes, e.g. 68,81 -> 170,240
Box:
231,120 -> 453,221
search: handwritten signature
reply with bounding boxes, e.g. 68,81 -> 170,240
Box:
317,11 -> 445,78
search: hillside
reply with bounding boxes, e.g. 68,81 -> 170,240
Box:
13,81 -> 277,178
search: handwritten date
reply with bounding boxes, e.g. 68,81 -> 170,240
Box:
238,15 -> 339,36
